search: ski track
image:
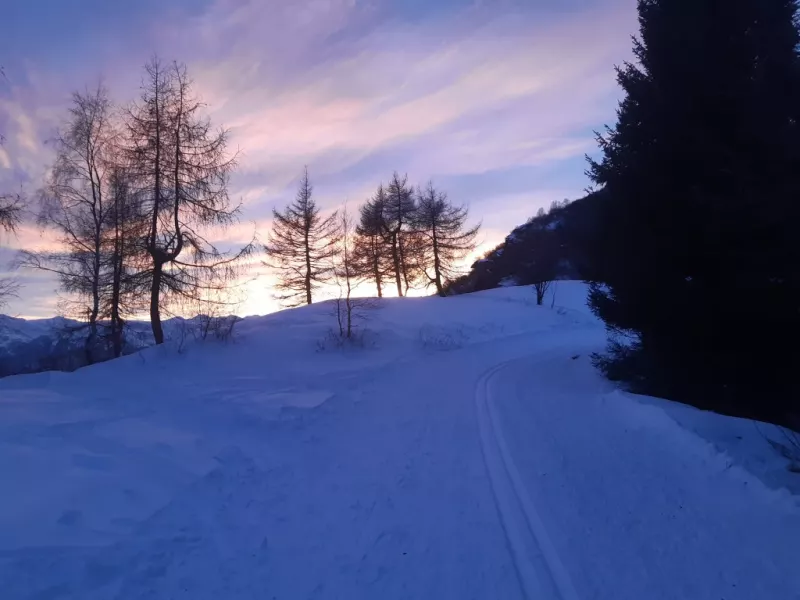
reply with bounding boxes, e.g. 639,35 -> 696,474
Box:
476,359 -> 581,600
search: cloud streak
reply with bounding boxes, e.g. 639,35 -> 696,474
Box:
0,0 -> 637,317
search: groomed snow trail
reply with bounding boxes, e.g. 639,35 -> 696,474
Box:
486,346 -> 800,600
476,360 -> 581,600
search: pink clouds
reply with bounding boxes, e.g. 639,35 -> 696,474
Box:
1,0 -> 639,317
181,0 -> 637,207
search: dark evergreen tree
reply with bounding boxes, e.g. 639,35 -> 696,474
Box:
588,0 -> 800,424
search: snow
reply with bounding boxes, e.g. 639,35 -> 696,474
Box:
545,218 -> 561,231
0,282 -> 798,599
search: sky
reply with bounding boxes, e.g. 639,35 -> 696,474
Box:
0,0 -> 637,318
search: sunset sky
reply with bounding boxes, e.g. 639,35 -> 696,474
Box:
0,0 -> 637,318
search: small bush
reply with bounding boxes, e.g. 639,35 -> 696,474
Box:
418,324 -> 468,351
592,337 -> 648,389
316,327 -> 374,352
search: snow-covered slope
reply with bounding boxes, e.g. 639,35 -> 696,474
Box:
0,282 -> 797,599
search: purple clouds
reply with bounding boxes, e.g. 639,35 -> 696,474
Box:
0,0 -> 636,316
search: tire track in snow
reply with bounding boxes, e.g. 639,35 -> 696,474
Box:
475,360 -> 581,600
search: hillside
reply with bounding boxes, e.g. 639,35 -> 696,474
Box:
0,283 -> 798,599
449,191 -> 605,294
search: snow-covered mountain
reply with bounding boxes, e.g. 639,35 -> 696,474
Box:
0,282 -> 797,599
0,315 -> 140,377
0,314 -> 232,378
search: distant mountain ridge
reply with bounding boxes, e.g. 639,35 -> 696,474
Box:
0,314 -> 235,378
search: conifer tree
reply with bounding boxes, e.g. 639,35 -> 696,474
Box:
588,0 -> 800,422
353,196 -> 391,298
414,182 -> 480,296
382,173 -> 417,296
19,85 -> 116,362
264,167 -> 339,306
123,58 -> 250,344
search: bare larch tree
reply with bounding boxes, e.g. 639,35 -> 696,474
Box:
333,203 -> 356,338
381,173 -> 417,296
264,167 -> 339,306
19,85 -> 115,361
0,66 -> 22,308
0,195 -> 21,235
103,166 -> 148,356
353,196 -> 391,298
414,181 -> 480,296
124,58 -> 250,344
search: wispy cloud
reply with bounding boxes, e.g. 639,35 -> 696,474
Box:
0,0 -> 637,317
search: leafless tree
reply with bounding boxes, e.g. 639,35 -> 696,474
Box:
0,66 -> 22,308
102,166 -> 149,356
19,85 -> 115,362
0,195 -> 21,234
353,196 -> 391,298
333,204 -> 356,338
0,193 -> 21,310
264,167 -> 339,306
123,58 -> 253,344
380,173 -> 418,296
332,202 -> 372,340
414,181 -> 480,296
512,229 -> 560,306
0,278 -> 18,310
534,280 -> 553,306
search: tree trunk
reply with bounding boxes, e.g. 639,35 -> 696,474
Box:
373,260 -> 383,298
399,236 -> 410,296
371,236 -> 383,298
110,255 -> 123,357
346,270 -> 353,339
304,229 -> 312,305
391,234 -> 403,297
86,246 -> 100,364
432,225 -> 443,297
110,219 -> 123,357
85,319 -> 97,366
150,263 -> 164,344
535,282 -> 546,305
110,309 -> 122,357
87,249 -> 101,364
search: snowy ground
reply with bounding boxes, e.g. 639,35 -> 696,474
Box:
0,282 -> 798,599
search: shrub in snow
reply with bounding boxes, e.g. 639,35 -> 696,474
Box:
418,324 -> 469,351
316,327 -> 376,352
